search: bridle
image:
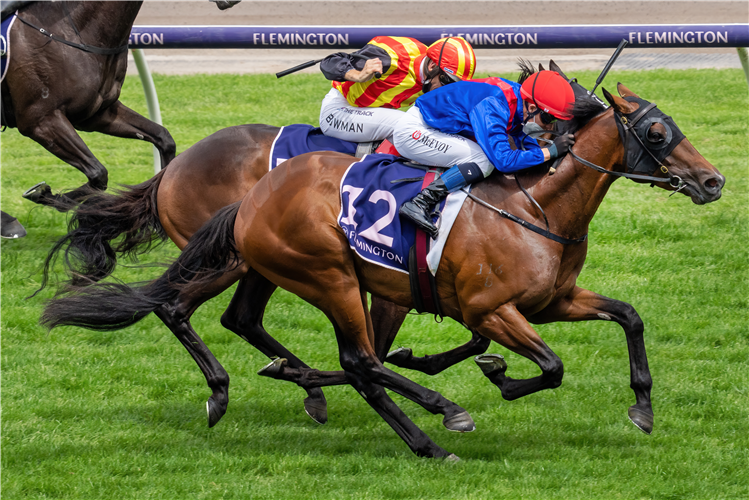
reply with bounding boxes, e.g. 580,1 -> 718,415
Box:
464,94 -> 688,246
15,3 -> 128,56
563,97 -> 688,194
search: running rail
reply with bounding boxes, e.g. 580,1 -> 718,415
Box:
127,24 -> 749,172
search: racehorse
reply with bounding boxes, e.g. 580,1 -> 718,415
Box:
42,83 -> 725,458
1,1 -> 236,210
41,61 -> 589,428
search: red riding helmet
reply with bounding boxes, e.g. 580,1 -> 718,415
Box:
520,71 -> 575,120
426,37 -> 476,82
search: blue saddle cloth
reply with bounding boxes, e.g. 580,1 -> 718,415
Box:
269,124 -> 357,170
1,13 -> 16,81
338,154 -> 446,274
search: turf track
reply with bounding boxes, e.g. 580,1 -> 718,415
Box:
1,69 -> 747,499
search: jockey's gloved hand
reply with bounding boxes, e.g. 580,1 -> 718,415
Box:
548,134 -> 576,158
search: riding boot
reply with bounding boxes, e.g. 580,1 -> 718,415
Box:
399,178 -> 449,239
399,162 -> 483,239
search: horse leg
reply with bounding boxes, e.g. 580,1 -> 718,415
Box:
472,303 -> 565,400
153,268 -> 247,428
386,329 -> 491,375
528,286 -> 654,434
328,292 -> 458,458
77,100 -> 176,170
220,269 -> 331,424
1,210 -> 27,239
370,298 -> 491,374
19,110 -> 108,210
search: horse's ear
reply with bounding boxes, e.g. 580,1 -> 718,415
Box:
617,83 -> 640,99
549,60 -> 568,80
538,63 -> 545,71
602,87 -> 639,113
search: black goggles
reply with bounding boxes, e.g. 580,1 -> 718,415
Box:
438,70 -> 460,86
527,108 -> 558,125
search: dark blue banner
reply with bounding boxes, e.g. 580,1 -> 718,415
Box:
129,24 -> 749,50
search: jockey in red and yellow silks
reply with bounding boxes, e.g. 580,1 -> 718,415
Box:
319,36 -> 476,143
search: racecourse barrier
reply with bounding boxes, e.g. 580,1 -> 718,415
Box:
126,24 -> 749,172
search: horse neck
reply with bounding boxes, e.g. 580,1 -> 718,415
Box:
70,1 -> 143,47
527,109 -> 624,237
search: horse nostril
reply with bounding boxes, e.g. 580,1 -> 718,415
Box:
704,176 -> 724,193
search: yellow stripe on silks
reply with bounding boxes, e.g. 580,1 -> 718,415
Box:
337,37 -> 424,108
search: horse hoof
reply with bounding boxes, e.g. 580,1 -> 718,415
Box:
22,182 -> 51,204
474,353 -> 507,376
445,453 -> 461,462
257,357 -> 287,378
385,347 -> 412,365
628,406 -> 654,434
304,395 -> 328,425
206,397 -> 226,428
443,411 -> 475,433
0,217 -> 26,239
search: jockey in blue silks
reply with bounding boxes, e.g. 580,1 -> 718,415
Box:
393,70 -> 577,238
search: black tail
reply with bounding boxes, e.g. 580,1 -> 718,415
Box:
39,171 -> 168,291
41,202 -> 243,331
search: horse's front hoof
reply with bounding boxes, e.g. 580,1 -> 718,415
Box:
443,411 -> 475,433
474,353 -> 507,376
257,357 -> 287,378
22,182 -> 52,204
628,406 -> 654,434
206,397 -> 227,428
444,453 -> 461,462
385,347 -> 412,365
304,394 -> 328,425
1,216 -> 26,239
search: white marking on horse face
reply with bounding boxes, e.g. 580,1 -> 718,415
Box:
598,313 -> 612,320
136,133 -> 144,140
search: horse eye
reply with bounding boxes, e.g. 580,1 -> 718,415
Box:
647,128 -> 665,142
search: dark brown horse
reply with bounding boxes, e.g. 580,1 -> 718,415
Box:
1,1 -> 236,210
42,83 -> 725,458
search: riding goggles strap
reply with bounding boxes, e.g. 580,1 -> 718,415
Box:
16,15 -> 128,55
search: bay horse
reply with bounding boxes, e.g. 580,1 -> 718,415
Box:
41,62 -> 584,428
1,1 -> 236,210
42,83 -> 725,458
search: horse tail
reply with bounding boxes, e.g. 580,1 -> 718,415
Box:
41,202 -> 243,332
39,170 -> 168,290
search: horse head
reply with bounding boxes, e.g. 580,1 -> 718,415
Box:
602,84 -> 724,205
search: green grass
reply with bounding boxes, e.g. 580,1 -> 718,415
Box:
2,68 -> 747,499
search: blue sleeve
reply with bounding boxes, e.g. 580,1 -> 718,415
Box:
469,97 -> 546,173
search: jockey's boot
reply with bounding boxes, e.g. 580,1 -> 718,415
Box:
399,178 -> 448,239
399,162 -> 483,239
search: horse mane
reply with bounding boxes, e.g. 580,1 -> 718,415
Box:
516,58 -> 536,85
557,97 -> 609,135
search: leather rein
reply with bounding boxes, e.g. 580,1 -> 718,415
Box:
15,4 -> 128,56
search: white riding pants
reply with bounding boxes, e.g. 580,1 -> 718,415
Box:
392,107 -> 494,177
319,88 -> 406,143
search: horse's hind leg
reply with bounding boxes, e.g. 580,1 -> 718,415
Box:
77,100 -> 176,170
529,286 -> 654,434
19,110 -> 108,210
220,269 -> 330,424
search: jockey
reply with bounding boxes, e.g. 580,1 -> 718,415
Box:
394,70 -> 577,238
319,36 -> 476,143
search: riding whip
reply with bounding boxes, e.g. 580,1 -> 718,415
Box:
589,39 -> 628,96
276,53 -> 382,79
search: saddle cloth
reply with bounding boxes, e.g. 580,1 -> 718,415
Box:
338,154 -> 469,275
1,12 -> 16,82
269,124 -> 357,171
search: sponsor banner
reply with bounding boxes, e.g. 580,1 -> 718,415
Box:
129,24 -> 749,49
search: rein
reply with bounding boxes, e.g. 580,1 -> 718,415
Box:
15,10 -> 128,56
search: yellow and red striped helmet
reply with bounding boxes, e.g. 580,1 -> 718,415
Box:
426,37 -> 476,82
